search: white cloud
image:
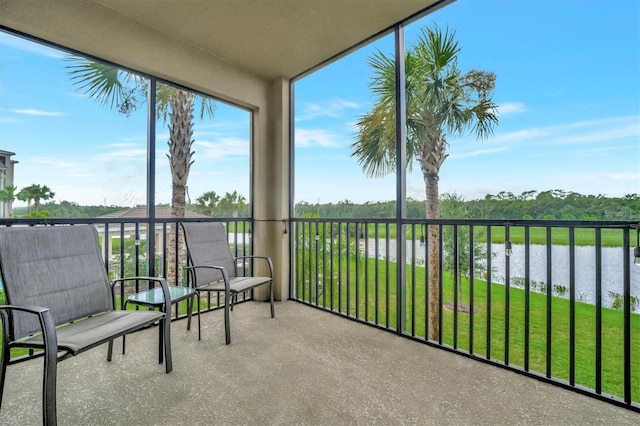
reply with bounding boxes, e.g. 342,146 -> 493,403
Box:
296,98 -> 361,121
295,129 -> 342,148
450,147 -> 508,159
194,138 -> 249,159
497,102 -> 527,115
31,156 -> 86,170
97,148 -> 147,160
12,109 -> 65,117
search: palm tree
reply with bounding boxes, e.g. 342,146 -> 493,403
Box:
66,57 -> 215,284
17,184 -> 41,215
0,185 -> 18,217
195,190 -> 220,216
32,184 -> 55,212
219,190 -> 247,217
351,26 -> 498,340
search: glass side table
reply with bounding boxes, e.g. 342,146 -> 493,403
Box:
123,286 -> 199,362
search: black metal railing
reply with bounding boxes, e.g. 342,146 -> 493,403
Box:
291,218 -> 640,411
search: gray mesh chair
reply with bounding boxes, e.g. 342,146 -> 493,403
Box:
0,225 -> 172,426
181,222 -> 274,344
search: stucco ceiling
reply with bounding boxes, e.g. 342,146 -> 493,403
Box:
91,0 -> 445,80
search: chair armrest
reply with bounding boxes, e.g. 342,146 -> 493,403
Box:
0,304 -> 58,356
110,277 -> 172,316
184,265 -> 231,292
234,255 -> 274,279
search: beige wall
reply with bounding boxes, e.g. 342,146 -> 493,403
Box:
0,0 -> 291,299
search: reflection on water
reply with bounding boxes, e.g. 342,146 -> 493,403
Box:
368,238 -> 640,309
489,244 -> 640,308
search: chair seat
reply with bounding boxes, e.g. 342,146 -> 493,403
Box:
16,310 -> 165,355
197,276 -> 272,294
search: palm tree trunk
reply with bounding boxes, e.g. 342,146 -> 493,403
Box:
426,172 -> 440,341
166,90 -> 195,286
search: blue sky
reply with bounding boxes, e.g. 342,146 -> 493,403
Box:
1,0 -> 639,208
293,0 -> 640,204
0,34 -> 251,207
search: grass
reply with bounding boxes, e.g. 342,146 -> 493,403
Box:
352,223 -> 637,248
296,253 -> 640,403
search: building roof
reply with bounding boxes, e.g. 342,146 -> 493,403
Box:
98,207 -> 209,219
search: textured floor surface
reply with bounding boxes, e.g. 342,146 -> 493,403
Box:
1,300 -> 638,425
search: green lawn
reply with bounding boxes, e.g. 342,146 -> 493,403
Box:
296,254 -> 640,402
350,223 -> 636,247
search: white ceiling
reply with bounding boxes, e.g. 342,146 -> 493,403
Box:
93,0 -> 445,80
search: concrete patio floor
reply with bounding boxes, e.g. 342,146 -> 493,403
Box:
1,300 -> 638,425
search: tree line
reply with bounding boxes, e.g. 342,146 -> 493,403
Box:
9,189 -> 250,219
295,190 -> 640,221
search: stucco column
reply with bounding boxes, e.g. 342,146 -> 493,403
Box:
252,77 -> 290,302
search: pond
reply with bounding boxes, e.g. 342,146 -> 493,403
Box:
369,239 -> 640,309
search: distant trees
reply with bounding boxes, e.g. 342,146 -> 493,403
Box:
191,190 -> 248,217
294,190 -> 640,221
11,184 -> 56,215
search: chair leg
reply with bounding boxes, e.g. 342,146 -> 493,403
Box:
270,281 -> 275,318
158,325 -> 164,364
224,293 -> 231,345
162,317 -> 173,373
107,339 -> 113,361
42,346 -> 57,426
39,310 -> 58,426
186,295 -> 193,331
197,293 -> 202,341
0,335 -> 8,410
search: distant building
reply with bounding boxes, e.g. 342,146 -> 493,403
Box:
96,207 -> 210,265
0,150 -> 18,218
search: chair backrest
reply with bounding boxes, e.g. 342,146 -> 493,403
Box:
181,222 -> 237,286
0,225 -> 112,339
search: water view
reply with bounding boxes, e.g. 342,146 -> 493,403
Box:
371,239 -> 640,309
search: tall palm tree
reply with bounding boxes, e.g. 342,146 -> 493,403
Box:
351,26 -> 498,340
0,185 -> 18,217
66,57 -> 215,284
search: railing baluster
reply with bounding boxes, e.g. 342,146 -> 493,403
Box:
386,222 -> 390,329
486,225 -> 492,360
623,228 -> 631,405
438,224 -> 443,345
505,224 -> 511,365
569,227 -> 576,386
469,224 -> 475,355
453,224 -> 458,349
374,224 -> 380,325
364,222 -> 369,322
411,224 -> 417,337
595,228 -> 602,394
546,226 -> 553,378
524,226 -> 530,372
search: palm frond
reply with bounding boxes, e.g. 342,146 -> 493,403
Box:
65,55 -> 146,115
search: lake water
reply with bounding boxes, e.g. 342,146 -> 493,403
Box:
367,238 -> 640,308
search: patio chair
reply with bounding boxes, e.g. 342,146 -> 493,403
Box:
181,222 -> 274,345
0,225 -> 172,426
